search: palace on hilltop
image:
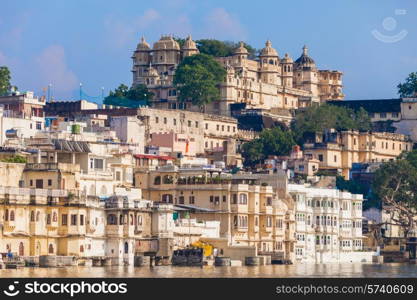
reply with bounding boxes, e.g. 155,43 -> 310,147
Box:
131,35 -> 344,118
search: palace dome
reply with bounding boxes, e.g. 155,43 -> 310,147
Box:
260,40 -> 278,57
295,45 -> 315,66
182,35 -> 198,50
153,35 -> 180,50
233,42 -> 248,55
136,36 -> 150,51
281,53 -> 293,63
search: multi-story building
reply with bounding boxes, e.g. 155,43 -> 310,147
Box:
303,129 -> 412,179
287,183 -> 370,263
0,91 -> 46,145
0,160 -> 174,265
135,165 -> 293,261
132,35 -> 344,116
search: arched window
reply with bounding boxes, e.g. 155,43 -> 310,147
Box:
239,194 -> 248,205
107,214 -> 117,225
130,214 -> 134,225
47,214 -> 51,225
154,176 -> 161,185
124,242 -> 129,254
36,212 -> 40,222
30,211 -> 35,222
48,244 -> 54,254
53,212 -> 57,222
269,59 -> 274,65
119,214 -> 124,225
80,245 -> 84,253
10,210 -> 15,221
138,215 -> 143,226
162,194 -> 173,203
5,209 -> 8,221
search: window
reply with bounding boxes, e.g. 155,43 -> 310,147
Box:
380,112 -> 387,118
71,214 -> 77,226
62,214 -> 68,226
30,211 -> 35,222
222,195 -> 227,202
47,214 -> 51,225
266,197 -> 272,206
173,119 -> 176,125
35,179 -> 43,188
163,117 -> 167,124
195,121 -> 198,128
52,212 -> 57,222
189,196 -> 195,204
162,194 -> 173,203
154,176 -> 161,185
392,112 -> 399,118
188,120 -> 192,127
209,196 -> 214,203
178,196 -> 185,204
205,123 -> 208,129
232,194 -> 237,204
48,179 -> 52,186
155,117 -> 159,123
239,194 -> 248,205
80,215 -> 84,226
318,154 -> 323,162
334,155 -> 337,162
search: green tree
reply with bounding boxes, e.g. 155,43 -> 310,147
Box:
196,39 -> 257,58
173,53 -> 226,108
0,66 -> 12,96
373,151 -> 417,237
398,72 -> 417,97
291,104 -> 371,144
104,84 -> 153,107
241,127 -> 295,167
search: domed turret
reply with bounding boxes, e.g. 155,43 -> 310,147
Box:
136,36 -> 150,51
233,42 -> 248,55
182,35 -> 199,57
259,40 -> 278,57
295,45 -> 315,67
281,53 -> 293,64
281,53 -> 294,88
153,35 -> 180,50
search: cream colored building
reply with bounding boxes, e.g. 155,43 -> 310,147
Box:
136,165 -> 294,260
303,129 -> 412,179
132,36 -> 344,116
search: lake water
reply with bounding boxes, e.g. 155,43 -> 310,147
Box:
1,263 -> 417,278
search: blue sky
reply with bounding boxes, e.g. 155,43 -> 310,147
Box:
1,0 -> 416,101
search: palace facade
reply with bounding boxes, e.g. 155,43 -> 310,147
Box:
131,35 -> 344,116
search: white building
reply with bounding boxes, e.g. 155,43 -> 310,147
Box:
288,184 -> 375,263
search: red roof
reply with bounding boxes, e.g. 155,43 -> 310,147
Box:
134,154 -> 174,161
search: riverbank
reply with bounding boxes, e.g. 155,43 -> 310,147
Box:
1,263 -> 417,278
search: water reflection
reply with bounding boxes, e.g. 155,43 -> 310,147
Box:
0,263 -> 416,278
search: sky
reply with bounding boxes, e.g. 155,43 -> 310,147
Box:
0,0 -> 416,102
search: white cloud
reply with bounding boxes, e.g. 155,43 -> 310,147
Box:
202,8 -> 246,40
104,9 -> 161,48
34,45 -> 78,93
